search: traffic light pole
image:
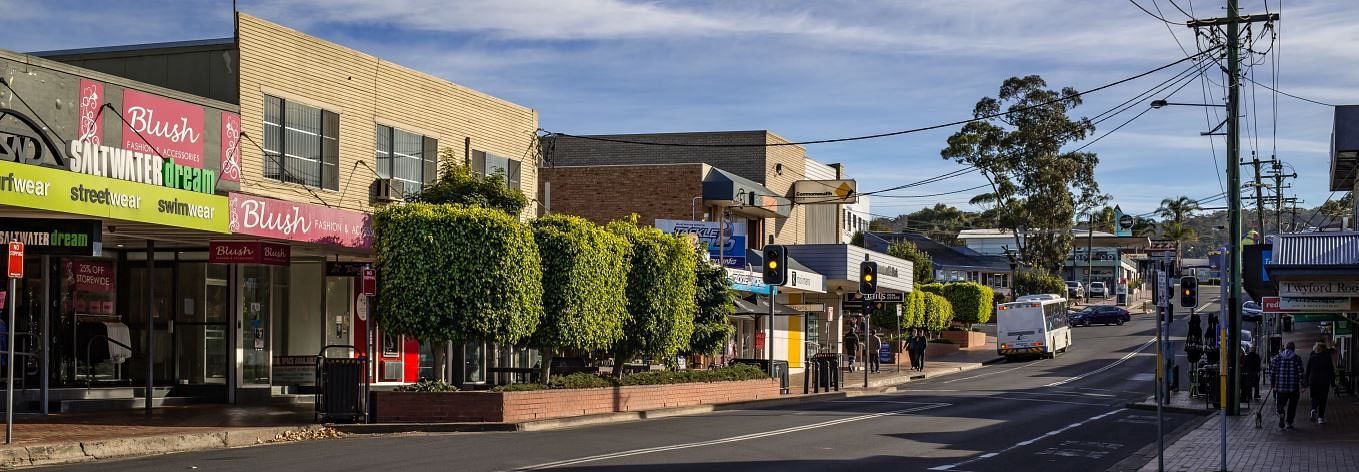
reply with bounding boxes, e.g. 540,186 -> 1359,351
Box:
768,287 -> 776,377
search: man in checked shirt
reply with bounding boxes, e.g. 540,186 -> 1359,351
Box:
1270,341 -> 1306,430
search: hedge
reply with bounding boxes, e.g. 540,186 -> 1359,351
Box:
491,364 -> 767,392
941,282 -> 994,327
922,292 -> 954,332
530,214 -> 631,355
373,202 -> 542,346
1014,270 -> 1065,298
607,216 -> 698,368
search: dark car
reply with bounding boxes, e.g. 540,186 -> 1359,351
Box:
1068,305 -> 1131,327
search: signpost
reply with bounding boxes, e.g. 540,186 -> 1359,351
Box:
5,241 -> 22,444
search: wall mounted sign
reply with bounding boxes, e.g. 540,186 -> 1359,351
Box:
121,89 -> 205,168
0,159 -> 228,233
76,80 -> 104,145
67,139 -> 217,194
208,241 -> 291,266
785,269 -> 825,293
219,112 -> 241,183
1279,281 -> 1359,298
726,267 -> 773,295
0,217 -> 101,256
655,219 -> 746,267
1279,296 -> 1357,312
792,179 -> 857,205
325,262 -> 369,277
228,193 -> 373,249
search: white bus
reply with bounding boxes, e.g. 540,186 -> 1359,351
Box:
996,294 -> 1072,360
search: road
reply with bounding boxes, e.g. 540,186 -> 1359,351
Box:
55,305 -> 1206,472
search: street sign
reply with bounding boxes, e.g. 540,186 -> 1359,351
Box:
361,269 -> 377,296
845,292 -> 904,303
1157,271 -> 1167,307
6,242 -> 22,279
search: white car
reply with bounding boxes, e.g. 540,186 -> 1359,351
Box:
1065,281 -> 1084,299
1088,282 -> 1109,298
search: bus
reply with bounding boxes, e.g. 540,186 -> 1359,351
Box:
996,294 -> 1072,360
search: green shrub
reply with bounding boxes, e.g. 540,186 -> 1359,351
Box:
922,292 -> 954,332
549,372 -> 619,389
394,379 -> 459,392
531,214 -> 631,358
492,383 -> 548,392
941,282 -> 994,327
929,338 -> 955,344
1014,270 -> 1065,298
607,216 -> 698,370
492,364 -> 768,391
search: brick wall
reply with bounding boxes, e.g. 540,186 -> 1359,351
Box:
540,164 -> 706,226
372,379 -> 781,423
549,131 -> 767,184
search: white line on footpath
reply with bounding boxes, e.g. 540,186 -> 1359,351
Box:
515,402 -> 951,470
927,408 -> 1127,471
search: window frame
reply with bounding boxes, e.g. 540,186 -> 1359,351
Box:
262,94 -> 339,190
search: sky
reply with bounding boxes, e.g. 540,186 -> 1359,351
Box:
3,0 -> 1354,223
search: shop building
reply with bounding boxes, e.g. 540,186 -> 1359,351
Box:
12,11 -> 541,404
865,231 -> 1013,299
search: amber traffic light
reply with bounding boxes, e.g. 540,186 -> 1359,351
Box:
859,261 -> 879,295
1180,276 -> 1198,308
763,245 -> 788,286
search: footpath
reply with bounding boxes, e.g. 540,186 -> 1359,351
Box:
1120,321 -> 1359,472
0,341 -> 1003,469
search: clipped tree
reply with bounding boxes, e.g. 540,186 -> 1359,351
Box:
530,214 -> 631,382
886,240 -> 933,284
922,292 -> 954,336
374,202 -> 543,351
1014,270 -> 1065,297
607,216 -> 698,375
410,148 -> 528,216
941,282 -> 995,328
687,255 -> 736,360
904,290 -> 927,328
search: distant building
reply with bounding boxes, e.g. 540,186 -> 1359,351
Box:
866,232 -> 1013,298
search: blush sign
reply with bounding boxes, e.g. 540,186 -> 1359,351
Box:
77,79 -> 104,145
209,241 -> 291,266
220,112 -> 241,183
122,89 -> 205,168
228,193 -> 374,249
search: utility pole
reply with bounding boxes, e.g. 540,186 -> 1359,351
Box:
1247,152 -> 1267,236
1186,0 -> 1277,420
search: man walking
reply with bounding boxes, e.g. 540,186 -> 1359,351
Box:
868,331 -> 883,373
1306,341 -> 1336,424
1243,347 -> 1262,401
843,329 -> 860,373
1270,341 -> 1306,430
911,330 -> 928,372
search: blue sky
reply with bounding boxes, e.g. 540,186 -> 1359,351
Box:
3,0 -> 1353,222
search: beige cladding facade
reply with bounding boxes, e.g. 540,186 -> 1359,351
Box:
548,131 -> 819,246
235,13 -> 539,219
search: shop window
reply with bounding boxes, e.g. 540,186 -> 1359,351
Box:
382,332 -> 402,357
470,150 -> 521,189
263,95 -> 339,190
375,125 -> 437,194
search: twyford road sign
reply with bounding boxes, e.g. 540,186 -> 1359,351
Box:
6,242 -> 22,278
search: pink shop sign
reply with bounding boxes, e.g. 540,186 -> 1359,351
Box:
121,89 -> 205,167
228,193 -> 373,249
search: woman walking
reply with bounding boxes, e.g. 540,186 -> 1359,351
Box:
1307,341 -> 1336,424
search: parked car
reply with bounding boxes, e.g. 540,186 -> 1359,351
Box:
1241,301 -> 1263,322
1088,282 -> 1109,299
1065,281 -> 1084,299
1240,329 -> 1254,352
1068,305 -> 1131,326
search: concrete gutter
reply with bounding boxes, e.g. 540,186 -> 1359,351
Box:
0,425 -> 326,469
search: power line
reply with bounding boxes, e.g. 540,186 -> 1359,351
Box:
547,48 -> 1221,148
873,183 -> 991,199
1129,0 -> 1188,25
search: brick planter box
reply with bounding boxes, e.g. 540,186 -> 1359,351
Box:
924,342 -> 960,357
940,330 -> 987,348
372,378 -> 781,423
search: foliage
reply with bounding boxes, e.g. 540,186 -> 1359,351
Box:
373,203 -> 542,345
687,256 -> 736,356
904,289 -> 926,328
886,240 -> 933,284
607,216 -> 699,369
871,204 -> 977,245
939,282 -> 994,327
942,75 -> 1105,273
1132,217 -> 1158,237
530,214 -> 631,355
409,148 -> 527,216
394,379 -> 459,392
1157,196 -> 1201,224
1091,206 -> 1118,234
850,230 -> 865,248
922,292 -> 954,332
1013,270 -> 1065,297
489,365 -> 768,392
1318,192 -> 1354,221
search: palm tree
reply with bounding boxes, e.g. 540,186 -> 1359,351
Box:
1132,217 -> 1158,237
1160,220 -> 1198,268
1156,196 -> 1201,225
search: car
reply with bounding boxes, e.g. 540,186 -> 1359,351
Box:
1242,301 -> 1263,322
1068,305 -> 1131,327
1240,329 -> 1254,352
1065,281 -> 1084,299
1088,282 -> 1109,299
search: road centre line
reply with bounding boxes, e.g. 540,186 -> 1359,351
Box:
927,408 -> 1127,471
943,360 -> 1046,383
1043,337 -> 1154,387
515,403 -> 951,470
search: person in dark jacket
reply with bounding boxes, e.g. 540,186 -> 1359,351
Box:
1243,347 -> 1262,400
1270,342 -> 1306,429
910,330 -> 929,372
843,330 -> 860,372
906,329 -> 919,371
868,331 -> 883,373
1306,341 -> 1337,424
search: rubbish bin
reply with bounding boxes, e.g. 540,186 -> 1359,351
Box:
1283,315 -> 1294,332
316,345 -> 368,423
1117,292 -> 1128,306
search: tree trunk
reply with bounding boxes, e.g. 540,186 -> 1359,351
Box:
432,340 -> 450,383
540,351 -> 554,385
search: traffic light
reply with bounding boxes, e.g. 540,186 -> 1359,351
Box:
1180,276 -> 1198,308
859,261 -> 879,295
763,245 -> 788,286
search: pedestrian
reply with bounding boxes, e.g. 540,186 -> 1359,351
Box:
1306,341 -> 1336,424
843,329 -> 860,372
911,330 -> 929,372
868,331 -> 883,373
1269,341 -> 1306,430
1243,346 -> 1262,401
906,329 -> 919,371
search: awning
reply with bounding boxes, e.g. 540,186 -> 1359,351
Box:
733,297 -> 802,316
702,168 -> 790,218
1267,232 -> 1359,279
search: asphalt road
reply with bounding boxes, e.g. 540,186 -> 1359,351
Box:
55,305 -> 1208,472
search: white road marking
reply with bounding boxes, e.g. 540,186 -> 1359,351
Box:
927,408 -> 1126,471
943,361 -> 1044,383
1043,337 -> 1155,387
515,402 -> 951,470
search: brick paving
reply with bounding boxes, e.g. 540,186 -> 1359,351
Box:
1,404 -> 313,448
1137,322 -> 1359,471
